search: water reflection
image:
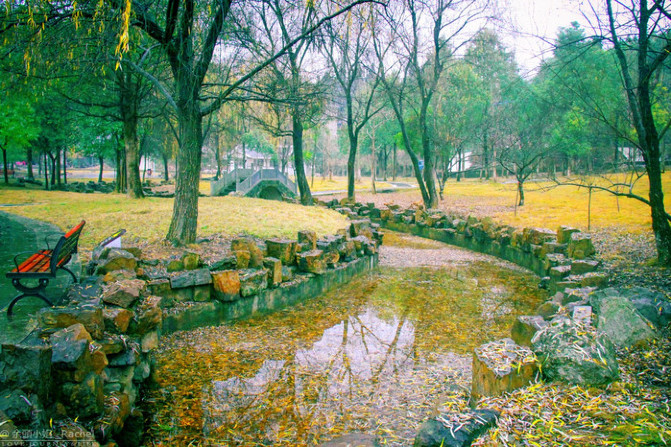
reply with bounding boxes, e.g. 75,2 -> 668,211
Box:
202,307 -> 471,445
148,241 -> 545,446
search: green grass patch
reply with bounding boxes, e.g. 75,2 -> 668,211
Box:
0,187 -> 348,250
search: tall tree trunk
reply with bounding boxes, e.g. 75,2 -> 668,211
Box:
63,149 -> 67,185
166,103 -> 203,244
483,129 -> 491,180
123,117 -> 143,198
44,152 -> 49,190
120,73 -> 144,199
346,131 -> 358,201
371,132 -> 376,194
392,143 -> 396,181
162,154 -> 170,182
642,115 -> 671,265
457,148 -> 463,182
419,102 -> 438,208
517,177 -> 525,206
115,146 -> 124,192
98,155 -> 104,183
214,131 -> 222,180
292,113 -> 312,205
49,152 -> 56,186
2,148 -> 8,185
55,148 -> 61,187
27,148 -> 34,180
606,0 -> 671,264
491,147 -> 497,180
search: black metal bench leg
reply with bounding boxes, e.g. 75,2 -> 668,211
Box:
60,266 -> 79,284
6,278 -> 52,317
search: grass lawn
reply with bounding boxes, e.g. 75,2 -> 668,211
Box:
0,187 -> 348,251
2,171 -> 669,252
342,172 -> 671,235
303,176 -> 398,192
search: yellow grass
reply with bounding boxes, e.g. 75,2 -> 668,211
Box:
304,176 -> 397,192
0,188 -> 348,250
357,172 -> 671,235
484,174 -> 669,234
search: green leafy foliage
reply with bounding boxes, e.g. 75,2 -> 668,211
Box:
0,93 -> 39,158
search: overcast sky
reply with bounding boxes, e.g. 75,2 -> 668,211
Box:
499,0 -> 587,75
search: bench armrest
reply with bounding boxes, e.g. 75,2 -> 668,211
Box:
12,250 -> 52,271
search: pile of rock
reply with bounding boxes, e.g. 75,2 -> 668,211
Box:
59,181 -> 116,194
322,200 -> 671,447
325,199 -> 607,294
1,221 -> 382,446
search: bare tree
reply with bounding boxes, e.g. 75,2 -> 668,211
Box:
572,0 -> 671,264
320,6 -> 381,202
372,0 -> 490,209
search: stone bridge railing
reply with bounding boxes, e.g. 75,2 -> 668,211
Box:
236,169 -> 298,196
209,168 -> 254,196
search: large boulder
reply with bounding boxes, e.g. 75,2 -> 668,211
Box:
297,250 -> 327,274
130,296 -> 163,335
556,226 -> 581,244
596,296 -> 657,348
511,316 -> 548,346
532,318 -> 619,386
350,219 -> 374,240
103,307 -> 134,334
472,338 -> 538,399
170,268 -> 212,289
535,302 -> 560,320
211,270 -> 241,301
239,269 -> 269,297
266,238 -> 297,265
50,324 -> 94,383
102,279 -> 146,308
297,230 -> 317,251
625,287 -> 671,329
95,249 -> 138,274
525,228 -> 556,245
414,409 -> 499,447
263,257 -> 283,287
231,237 -> 264,268
59,372 -> 104,418
591,287 -> 671,330
567,233 -> 596,259
38,304 -> 104,339
0,337 -> 53,401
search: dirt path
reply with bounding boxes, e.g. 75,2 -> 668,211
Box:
378,230 -> 529,273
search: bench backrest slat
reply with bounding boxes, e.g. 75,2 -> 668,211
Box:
51,220 -> 86,274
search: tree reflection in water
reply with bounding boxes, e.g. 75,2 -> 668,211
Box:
149,262 -> 544,446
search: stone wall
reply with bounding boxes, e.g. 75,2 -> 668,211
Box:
325,200 -> 607,294
323,199 -> 670,447
0,223 -> 382,446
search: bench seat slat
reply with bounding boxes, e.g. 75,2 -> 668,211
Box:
15,252 -> 43,272
15,250 -> 52,273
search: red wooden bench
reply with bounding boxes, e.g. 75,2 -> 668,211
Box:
5,220 -> 86,316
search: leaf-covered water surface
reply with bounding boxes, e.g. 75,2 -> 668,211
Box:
144,259 -> 544,446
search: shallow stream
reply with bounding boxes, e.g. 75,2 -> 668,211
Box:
144,231 -> 545,446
